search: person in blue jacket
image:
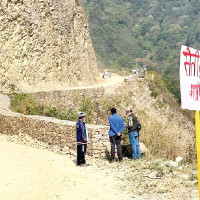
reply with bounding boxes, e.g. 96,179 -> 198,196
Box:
76,112 -> 88,166
108,108 -> 125,162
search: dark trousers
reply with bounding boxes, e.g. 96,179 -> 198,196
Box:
110,135 -> 122,161
77,144 -> 87,165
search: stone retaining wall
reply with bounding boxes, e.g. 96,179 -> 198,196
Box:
0,112 -> 110,158
30,87 -> 104,110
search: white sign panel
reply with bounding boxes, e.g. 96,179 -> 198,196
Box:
180,45 -> 200,111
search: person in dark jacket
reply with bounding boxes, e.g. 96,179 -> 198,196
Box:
126,107 -> 141,159
76,112 -> 88,166
108,108 -> 125,162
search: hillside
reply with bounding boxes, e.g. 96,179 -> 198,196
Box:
100,72 -> 195,160
0,70 -> 197,199
8,71 -> 195,161
0,77 -> 198,199
0,0 -> 99,92
81,0 -> 200,80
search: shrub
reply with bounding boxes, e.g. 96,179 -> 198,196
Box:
10,93 -> 45,115
148,161 -> 161,170
8,84 -> 17,93
10,93 -> 77,120
189,173 -> 198,181
63,108 -> 78,121
45,107 -> 60,118
157,99 -> 166,108
151,90 -> 159,98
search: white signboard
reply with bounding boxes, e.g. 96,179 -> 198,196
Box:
180,45 -> 200,111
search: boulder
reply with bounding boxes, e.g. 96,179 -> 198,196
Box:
176,156 -> 184,163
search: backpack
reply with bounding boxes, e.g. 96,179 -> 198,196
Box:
137,123 -> 141,131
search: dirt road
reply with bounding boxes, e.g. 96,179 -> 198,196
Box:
0,133 -> 199,200
18,73 -> 125,93
0,134 -> 131,200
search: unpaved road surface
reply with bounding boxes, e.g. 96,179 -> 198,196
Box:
0,135 -> 131,200
19,73 -> 125,93
0,134 -> 199,200
0,94 -> 10,112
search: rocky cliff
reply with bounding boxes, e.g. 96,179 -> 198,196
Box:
0,0 -> 99,92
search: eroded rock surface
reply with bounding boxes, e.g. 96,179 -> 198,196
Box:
0,0 -> 99,92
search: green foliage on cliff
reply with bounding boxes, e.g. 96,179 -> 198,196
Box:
9,93 -> 78,121
82,0 -> 200,80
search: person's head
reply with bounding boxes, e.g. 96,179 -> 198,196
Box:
126,107 -> 132,115
78,112 -> 86,121
110,107 -> 117,115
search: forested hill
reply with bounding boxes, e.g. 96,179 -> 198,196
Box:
81,0 -> 200,80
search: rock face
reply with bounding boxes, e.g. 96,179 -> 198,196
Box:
0,0 -> 99,92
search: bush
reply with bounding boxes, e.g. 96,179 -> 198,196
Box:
189,173 -> 198,181
64,108 -> 78,121
10,93 -> 78,121
10,93 -> 45,115
157,99 -> 166,108
151,90 -> 159,98
45,107 -> 60,118
148,161 -> 161,170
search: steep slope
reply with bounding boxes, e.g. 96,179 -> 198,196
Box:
0,0 -> 99,92
101,73 -> 195,160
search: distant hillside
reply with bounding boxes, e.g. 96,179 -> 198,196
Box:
81,0 -> 200,80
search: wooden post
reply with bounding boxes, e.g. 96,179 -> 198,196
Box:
195,111 -> 200,199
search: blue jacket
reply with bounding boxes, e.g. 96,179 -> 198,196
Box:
76,120 -> 87,143
108,113 -> 125,137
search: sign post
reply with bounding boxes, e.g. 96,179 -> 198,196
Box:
180,45 -> 200,199
195,111 -> 200,198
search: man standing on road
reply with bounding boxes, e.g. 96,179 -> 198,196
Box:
126,108 -> 141,159
76,112 -> 88,166
108,108 -> 125,162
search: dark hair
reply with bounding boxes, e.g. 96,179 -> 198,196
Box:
111,108 -> 117,115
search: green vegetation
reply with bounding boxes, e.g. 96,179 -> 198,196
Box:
147,71 -> 180,103
148,161 -> 161,171
150,90 -> 159,98
157,99 -> 166,108
189,173 -> 198,181
146,71 -> 193,121
9,93 -> 114,124
10,93 -> 78,121
10,93 -> 45,115
81,0 -> 200,81
168,166 -> 175,173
